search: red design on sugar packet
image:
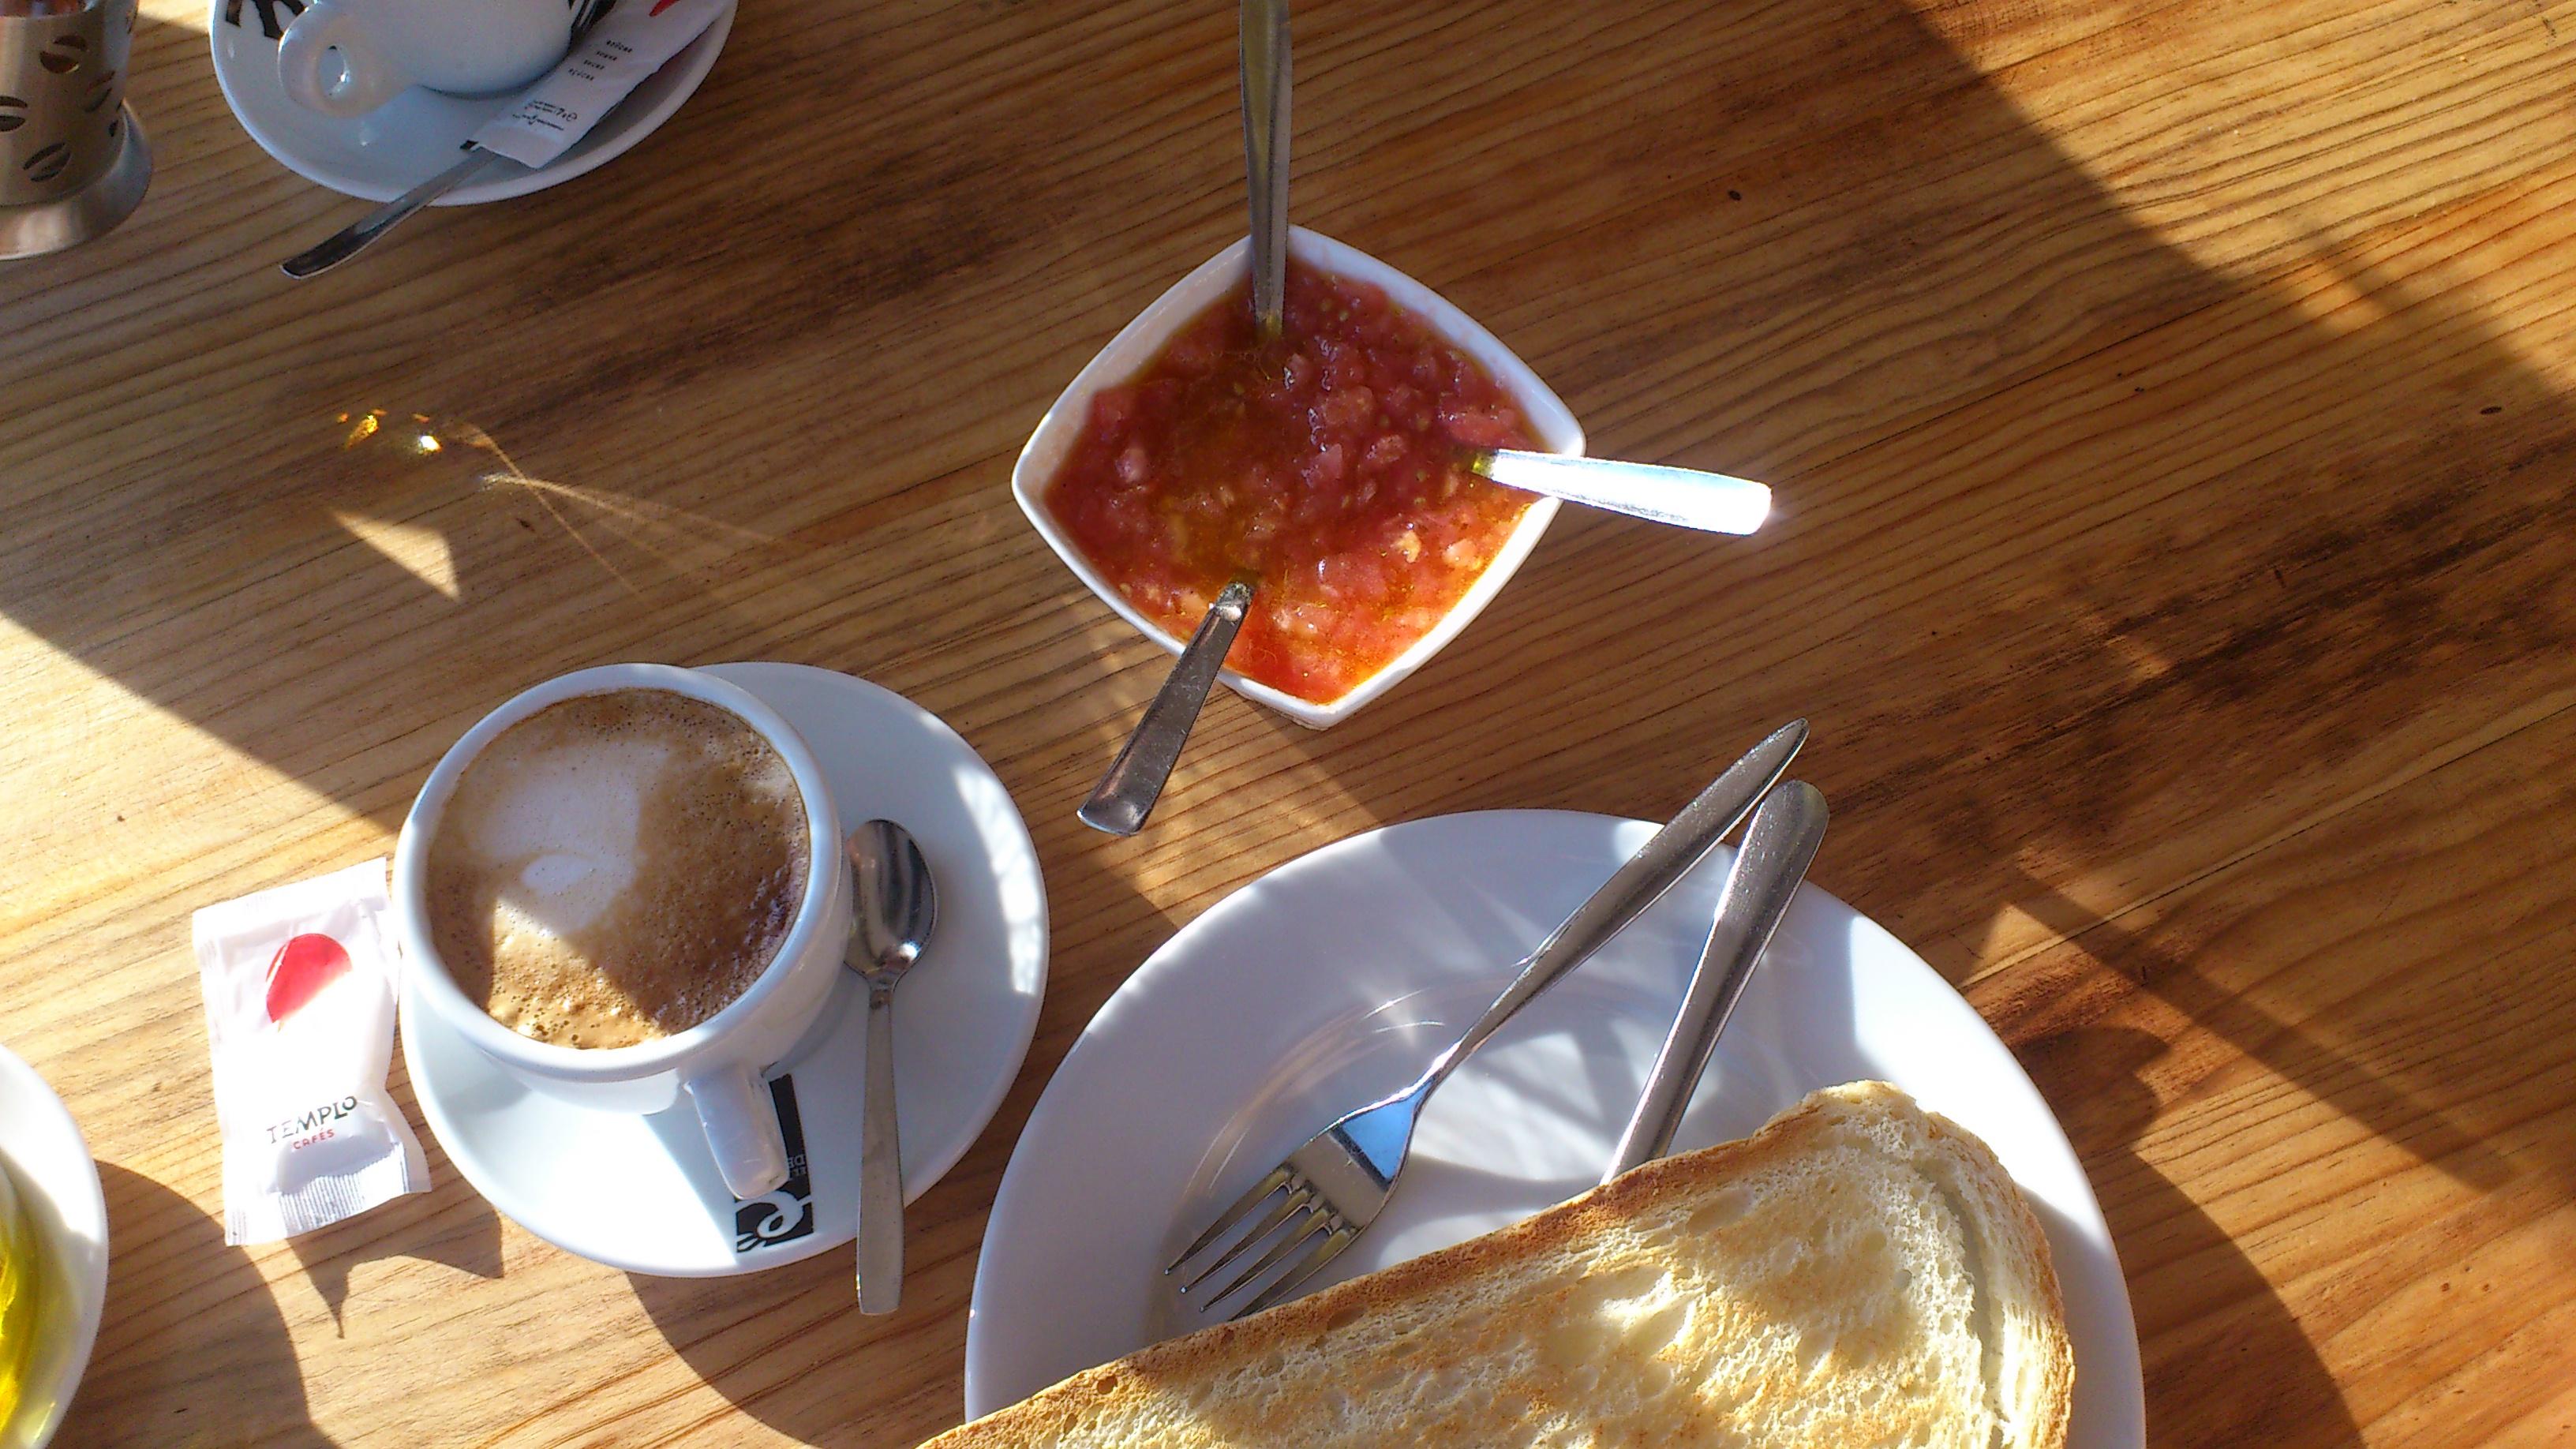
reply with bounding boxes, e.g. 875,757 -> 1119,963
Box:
651,0 -> 682,13
264,933 -> 353,1023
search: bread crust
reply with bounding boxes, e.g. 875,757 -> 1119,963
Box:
933,1080 -> 2072,1449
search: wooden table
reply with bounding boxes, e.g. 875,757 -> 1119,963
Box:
6,0 -> 2572,1442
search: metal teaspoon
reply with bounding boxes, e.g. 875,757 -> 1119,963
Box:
844,819 -> 938,1312
1078,577 -> 1255,836
1077,0 -> 1289,835
1242,0 -> 1290,337
1466,448 -> 1773,535
279,0 -> 612,280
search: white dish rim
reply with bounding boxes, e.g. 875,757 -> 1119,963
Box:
1009,227 -> 1585,728
0,1043 -> 108,1449
960,809 -> 2146,1443
206,0 -> 736,207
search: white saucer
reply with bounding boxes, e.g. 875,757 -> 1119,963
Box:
966,811 -> 2145,1446
401,664 -> 1048,1277
0,1043 -> 108,1449
208,0 -> 735,206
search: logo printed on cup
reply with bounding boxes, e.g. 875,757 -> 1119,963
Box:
733,1076 -> 816,1253
219,0 -> 307,42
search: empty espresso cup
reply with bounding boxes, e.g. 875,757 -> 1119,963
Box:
277,0 -> 572,119
391,664 -> 852,1202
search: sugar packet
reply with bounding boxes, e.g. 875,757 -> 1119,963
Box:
194,859 -> 428,1244
467,0 -> 732,170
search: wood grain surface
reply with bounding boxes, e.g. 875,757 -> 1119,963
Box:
4,0 -> 2573,1443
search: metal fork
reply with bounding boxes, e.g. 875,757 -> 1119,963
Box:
1164,718 -> 1808,1319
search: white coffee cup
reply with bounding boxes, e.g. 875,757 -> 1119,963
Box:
278,0 -> 573,119
391,664 -> 852,1201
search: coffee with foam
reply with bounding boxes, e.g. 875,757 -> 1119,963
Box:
425,689 -> 810,1049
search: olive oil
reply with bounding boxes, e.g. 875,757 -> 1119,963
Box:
0,1160 -> 38,1431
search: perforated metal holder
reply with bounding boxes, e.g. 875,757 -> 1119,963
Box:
0,0 -> 148,260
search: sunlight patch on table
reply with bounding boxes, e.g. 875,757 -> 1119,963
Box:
330,508 -> 459,600
0,619 -> 370,953
1971,856 -> 2163,977
331,406 -> 782,604
142,1 -> 209,34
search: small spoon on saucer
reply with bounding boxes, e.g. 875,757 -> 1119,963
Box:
1078,0 -> 1289,837
277,0 -> 632,280
844,818 -> 938,1313
279,147 -> 504,279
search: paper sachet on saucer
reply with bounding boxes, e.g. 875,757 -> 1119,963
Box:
193,859 -> 429,1245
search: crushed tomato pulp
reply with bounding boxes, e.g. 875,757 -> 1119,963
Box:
1045,260 -> 1541,705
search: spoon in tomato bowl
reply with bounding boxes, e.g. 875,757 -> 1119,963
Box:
1241,0 -> 1290,338
1079,576 -> 1256,835
1078,0 -> 1292,835
1464,447 -> 1773,535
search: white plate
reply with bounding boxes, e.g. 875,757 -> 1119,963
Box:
208,0 -> 734,206
0,1044 -> 108,1449
1010,227 -> 1584,728
966,811 -> 2144,1445
402,664 -> 1047,1276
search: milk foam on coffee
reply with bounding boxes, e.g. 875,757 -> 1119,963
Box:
426,689 -> 810,1050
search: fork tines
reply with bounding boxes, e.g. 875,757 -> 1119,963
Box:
1166,1165 -> 1360,1320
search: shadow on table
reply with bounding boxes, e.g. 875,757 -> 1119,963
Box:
2023,1025 -> 2362,1447
279,1026 -> 507,1335
53,1058 -> 504,1443
627,1258 -> 868,1447
2006,869 -> 2514,1194
623,1180 -> 994,1449
60,1165 -> 334,1448
1990,841 -> 2576,1440
6,0 -> 2548,852
1075,2 -> 2573,1429
6,0 -> 2571,1434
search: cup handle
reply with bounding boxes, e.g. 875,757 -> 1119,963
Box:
683,1065 -> 790,1201
277,0 -> 418,118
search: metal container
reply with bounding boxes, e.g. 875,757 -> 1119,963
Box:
0,0 -> 148,260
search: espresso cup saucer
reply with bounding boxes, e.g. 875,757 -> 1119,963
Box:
208,0 -> 736,207
399,663 -> 1048,1277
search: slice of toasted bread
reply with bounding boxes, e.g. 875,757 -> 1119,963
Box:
933,1081 -> 2072,1448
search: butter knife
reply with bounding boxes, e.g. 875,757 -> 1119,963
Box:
1604,778 -> 1829,1181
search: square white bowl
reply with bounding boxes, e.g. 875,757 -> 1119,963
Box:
1011,227 -> 1586,728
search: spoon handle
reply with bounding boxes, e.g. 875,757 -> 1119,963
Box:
1080,578 -> 1256,836
1471,449 -> 1772,536
858,978 -> 904,1313
1240,0 -> 1290,335
279,147 -> 500,280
